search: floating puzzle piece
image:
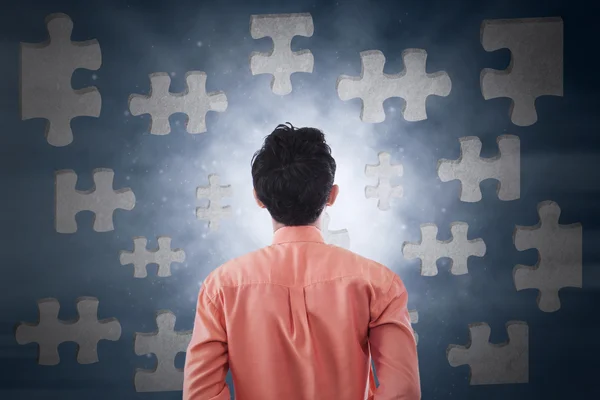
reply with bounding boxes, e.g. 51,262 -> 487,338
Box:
447,321 -> 529,385
15,297 -> 121,365
55,169 -> 136,233
336,49 -> 451,123
365,152 -> 403,210
134,311 -> 192,392
196,174 -> 232,231
513,201 -> 582,312
249,13 -> 314,95
321,212 -> 350,249
481,17 -> 563,126
20,13 -> 101,147
402,222 -> 486,276
437,135 -> 520,202
409,309 -> 419,345
129,71 -> 227,135
120,236 -> 186,278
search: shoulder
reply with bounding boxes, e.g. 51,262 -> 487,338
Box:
201,243 -> 405,296
200,246 -> 270,296
325,245 -> 403,291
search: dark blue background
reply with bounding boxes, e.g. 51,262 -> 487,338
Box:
1,0 -> 598,399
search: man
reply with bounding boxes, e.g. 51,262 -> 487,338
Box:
183,123 -> 420,399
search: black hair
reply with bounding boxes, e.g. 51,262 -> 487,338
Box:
251,122 -> 337,226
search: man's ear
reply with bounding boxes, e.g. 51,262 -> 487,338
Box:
326,184 -> 339,206
253,189 -> 266,208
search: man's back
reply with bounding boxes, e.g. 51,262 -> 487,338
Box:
183,226 -> 420,400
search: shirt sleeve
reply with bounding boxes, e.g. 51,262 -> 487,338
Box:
183,284 -> 231,400
369,275 -> 421,400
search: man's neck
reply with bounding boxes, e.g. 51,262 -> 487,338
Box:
272,218 -> 322,233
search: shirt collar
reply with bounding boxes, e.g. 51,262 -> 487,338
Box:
272,225 -> 325,245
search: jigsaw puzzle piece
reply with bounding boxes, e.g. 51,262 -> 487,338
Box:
120,236 -> 186,278
365,152 -> 403,210
437,135 -> 520,202
402,222 -> 486,276
55,169 -> 136,233
365,183 -> 403,210
73,298 -> 122,364
129,73 -> 172,134
134,311 -> 192,392
402,223 -> 440,276
337,50 -> 389,123
250,13 -> 314,95
15,297 -> 121,365
337,49 -> 451,123
321,212 -> 350,249
15,298 -> 63,365
196,174 -> 232,231
447,223 -> 486,275
513,201 -> 582,312
129,71 -> 227,135
20,13 -> 101,147
409,309 -> 419,344
447,321 -> 528,385
480,17 -> 563,126
399,49 -> 452,121
185,72 -> 228,133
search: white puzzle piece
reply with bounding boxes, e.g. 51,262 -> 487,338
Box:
20,13 -> 101,147
337,49 -> 451,122
250,13 -> 314,95
481,17 -> 563,126
513,201 -> 582,312
129,71 -> 227,135
120,236 -> 186,278
134,311 -> 192,392
409,309 -> 419,344
402,222 -> 486,276
365,152 -> 403,210
447,321 -> 529,385
15,297 -> 121,365
437,135 -> 520,202
55,169 -> 136,233
321,212 -> 350,249
196,174 -> 232,231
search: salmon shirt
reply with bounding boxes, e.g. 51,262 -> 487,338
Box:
183,225 -> 421,400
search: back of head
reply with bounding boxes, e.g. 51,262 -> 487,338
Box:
251,123 -> 337,226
